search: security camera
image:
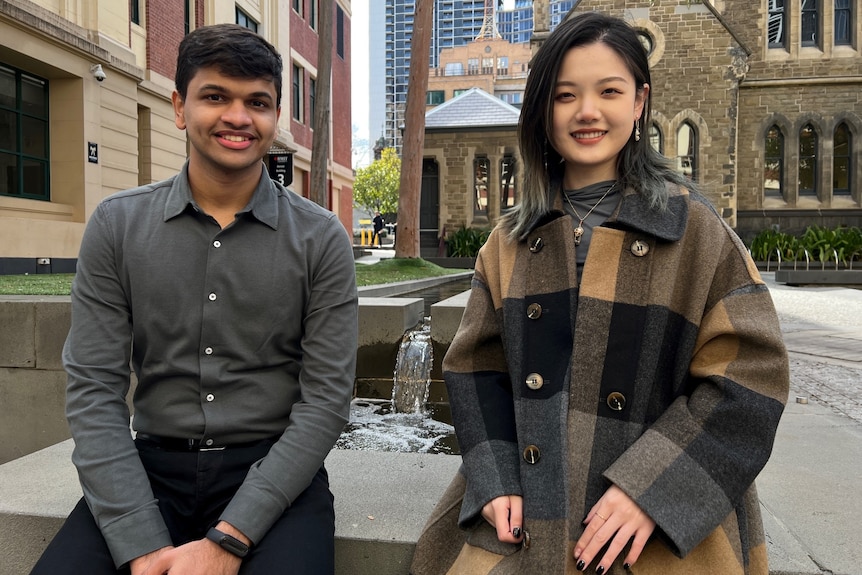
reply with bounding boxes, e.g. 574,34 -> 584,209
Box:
91,64 -> 106,82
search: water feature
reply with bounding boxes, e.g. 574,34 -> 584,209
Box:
337,277 -> 472,454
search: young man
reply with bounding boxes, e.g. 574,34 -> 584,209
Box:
31,24 -> 357,575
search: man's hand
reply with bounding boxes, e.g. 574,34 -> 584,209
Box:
129,522 -> 250,575
129,547 -> 173,575
573,485 -> 655,573
481,495 -> 524,544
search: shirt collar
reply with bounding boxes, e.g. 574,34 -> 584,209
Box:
164,161 -> 280,230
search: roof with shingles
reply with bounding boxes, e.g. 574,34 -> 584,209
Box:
425,87 -> 521,129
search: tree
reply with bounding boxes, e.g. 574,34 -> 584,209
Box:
394,0 -> 432,258
310,0 -> 334,207
353,147 -> 401,215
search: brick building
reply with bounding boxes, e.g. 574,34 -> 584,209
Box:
425,0 -> 862,243
0,0 -> 353,274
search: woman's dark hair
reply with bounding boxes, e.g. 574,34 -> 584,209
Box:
175,24 -> 283,107
500,11 -> 693,241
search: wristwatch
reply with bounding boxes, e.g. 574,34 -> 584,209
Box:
206,527 -> 250,558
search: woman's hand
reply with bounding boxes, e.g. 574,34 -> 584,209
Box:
573,485 -> 655,572
481,495 -> 524,544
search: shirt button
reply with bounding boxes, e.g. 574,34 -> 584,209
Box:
204,347 -> 213,355
525,372 -> 544,390
206,394 -> 215,402
526,303 -> 542,319
208,293 -> 217,301
523,445 -> 541,464
205,439 -> 214,446
607,392 -> 626,411
213,240 -> 221,248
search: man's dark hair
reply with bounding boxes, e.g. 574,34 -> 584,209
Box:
176,24 -> 283,107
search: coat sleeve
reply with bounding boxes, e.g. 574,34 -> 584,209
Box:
443,233 -> 522,526
603,222 -> 789,557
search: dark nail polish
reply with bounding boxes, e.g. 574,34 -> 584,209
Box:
596,567 -> 605,575
576,560 -> 586,571
512,527 -> 521,538
624,563 -> 631,570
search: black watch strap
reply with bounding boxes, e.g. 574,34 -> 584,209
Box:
206,527 -> 250,558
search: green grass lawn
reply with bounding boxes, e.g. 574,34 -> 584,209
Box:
0,259 -> 469,295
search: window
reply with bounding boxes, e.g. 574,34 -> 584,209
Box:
676,122 -> 696,181
467,58 -> 479,75
834,123 -> 851,195
768,0 -> 787,48
309,77 -> 316,122
131,0 -> 141,25
0,65 -> 50,200
801,0 -> 819,47
648,123 -> 663,154
236,6 -> 258,33
764,125 -> 784,197
293,0 -> 302,17
835,0 -> 853,45
336,4 -> 345,59
473,156 -> 489,216
453,88 -> 469,97
426,90 -> 444,105
445,62 -> 464,76
496,57 -> 509,76
799,123 -> 817,195
500,155 -> 517,210
310,0 -> 317,30
184,0 -> 191,35
292,64 -> 303,122
482,58 -> 494,75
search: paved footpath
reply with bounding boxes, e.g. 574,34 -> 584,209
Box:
757,273 -> 862,575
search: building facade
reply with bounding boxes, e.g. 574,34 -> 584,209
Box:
0,0 -> 353,274
423,0 -> 862,244
426,37 -> 532,108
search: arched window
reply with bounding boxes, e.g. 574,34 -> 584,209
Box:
648,123 -> 663,154
799,124 -> 818,196
801,0 -> 819,47
764,125 -> 784,197
499,155 -> 517,210
676,122 -> 696,181
835,0 -> 853,45
834,123 -> 851,196
473,156 -> 490,216
768,0 -> 787,48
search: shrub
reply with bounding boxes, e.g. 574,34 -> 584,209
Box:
446,227 -> 490,257
748,225 -> 862,267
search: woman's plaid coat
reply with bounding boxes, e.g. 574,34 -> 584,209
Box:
411,186 -> 789,575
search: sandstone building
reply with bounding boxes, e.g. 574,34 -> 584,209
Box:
0,0 -> 354,274
424,0 -> 862,245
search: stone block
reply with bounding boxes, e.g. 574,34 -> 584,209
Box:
430,290 -> 470,345
357,298 -> 424,347
0,368 -> 69,465
0,301 -> 35,368
35,301 -> 71,371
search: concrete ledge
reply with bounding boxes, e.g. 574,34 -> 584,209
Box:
0,440 -> 462,575
775,269 -> 862,286
356,272 -> 473,298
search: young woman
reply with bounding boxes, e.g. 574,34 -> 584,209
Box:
411,11 -> 788,575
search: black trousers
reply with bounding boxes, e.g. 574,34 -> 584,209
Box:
30,437 -> 335,574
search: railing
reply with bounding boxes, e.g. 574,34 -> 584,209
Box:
764,248 -> 860,272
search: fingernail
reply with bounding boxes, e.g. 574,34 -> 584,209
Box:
576,560 -> 586,571
596,567 -> 605,575
512,527 -> 521,538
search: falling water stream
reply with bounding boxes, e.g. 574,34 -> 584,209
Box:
336,318 -> 457,454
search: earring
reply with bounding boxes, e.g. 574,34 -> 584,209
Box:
634,121 -> 641,142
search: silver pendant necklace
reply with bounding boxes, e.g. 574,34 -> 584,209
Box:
562,181 -> 617,246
